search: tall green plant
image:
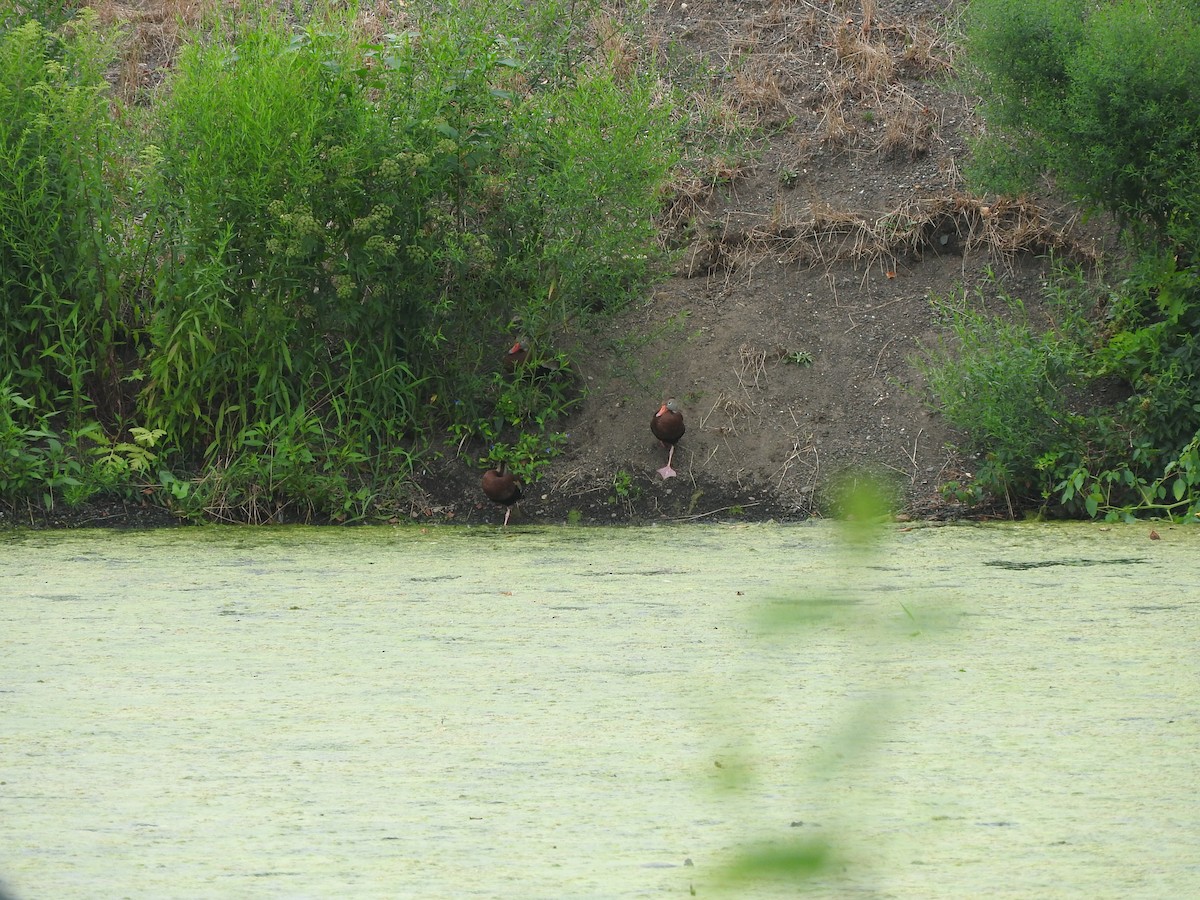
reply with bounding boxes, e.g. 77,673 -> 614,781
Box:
0,13 -> 128,428
965,0 -> 1200,233
146,4 -> 676,462
147,18 -> 442,455
516,71 -> 677,316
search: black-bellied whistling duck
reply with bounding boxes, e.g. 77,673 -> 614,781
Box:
651,398 -> 685,480
503,336 -> 567,381
481,463 -> 523,526
503,338 -> 530,372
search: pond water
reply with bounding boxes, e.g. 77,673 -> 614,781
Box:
1,522 -> 1197,898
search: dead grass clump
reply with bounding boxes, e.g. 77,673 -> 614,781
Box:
774,427 -> 819,495
698,393 -> 756,436
736,344 -> 769,391
899,24 -> 956,78
816,73 -> 856,149
732,60 -> 785,117
354,0 -> 415,43
700,195 -> 1098,277
88,0 -> 212,103
876,195 -> 1099,267
808,9 -> 957,160
969,197 -> 1095,262
877,88 -> 941,160
594,11 -> 637,82
832,22 -> 895,89
660,150 -> 755,237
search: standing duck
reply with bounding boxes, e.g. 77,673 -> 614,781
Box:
481,463 -> 523,526
651,398 -> 685,480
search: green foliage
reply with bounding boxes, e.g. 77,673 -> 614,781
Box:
513,72 -> 678,313
965,0 -> 1200,233
919,266 -> 1200,520
183,408 -> 376,524
1051,434 -> 1200,523
0,380 -> 161,512
146,19 -> 435,453
0,13 -> 131,427
1,3 -> 678,521
480,429 -> 568,487
783,349 -> 813,367
606,468 -> 640,508
1094,252 -> 1200,460
960,0 -> 1200,521
1062,2 -> 1200,232
88,425 -> 165,480
964,0 -> 1084,138
1,0 -> 76,30
466,363 -> 576,485
0,383 -> 65,509
917,274 -> 1092,506
448,333 -> 582,486
0,394 -> 86,512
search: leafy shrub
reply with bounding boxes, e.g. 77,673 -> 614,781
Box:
954,0 -> 1200,520
1,2 -> 678,520
144,4 -> 674,468
146,19 -> 436,454
916,270 -> 1097,510
0,13 -> 130,426
965,0 -> 1200,233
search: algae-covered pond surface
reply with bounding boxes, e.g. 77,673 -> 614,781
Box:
2,522 -> 1198,898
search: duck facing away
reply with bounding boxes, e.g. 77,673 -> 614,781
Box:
481,463 -> 523,526
651,398 -> 685,480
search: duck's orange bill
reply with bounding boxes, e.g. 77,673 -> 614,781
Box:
656,403 -> 668,416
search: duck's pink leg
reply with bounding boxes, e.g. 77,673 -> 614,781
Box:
657,445 -> 677,480
503,507 -> 512,527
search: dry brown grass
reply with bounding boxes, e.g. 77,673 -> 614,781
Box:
900,23 -> 957,78
732,59 -> 785,118
594,10 -> 637,82
85,0 -> 213,102
877,87 -> 941,160
696,195 -> 1097,276
816,73 -> 855,149
808,9 -> 957,158
735,343 -> 769,391
833,21 -> 895,89
697,392 -> 756,437
660,151 -> 756,243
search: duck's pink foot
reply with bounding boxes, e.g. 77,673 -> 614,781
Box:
657,464 -> 677,480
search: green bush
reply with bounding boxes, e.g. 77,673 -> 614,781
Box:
0,2 -> 678,520
146,19 -> 436,454
950,0 -> 1200,520
919,265 -> 1200,521
0,13 -> 130,426
916,271 -> 1094,509
142,3 -> 675,491
965,0 -> 1200,234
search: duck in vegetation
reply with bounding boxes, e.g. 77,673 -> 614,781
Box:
504,335 -> 568,381
481,462 -> 523,526
503,338 -> 531,372
651,398 -> 685,480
